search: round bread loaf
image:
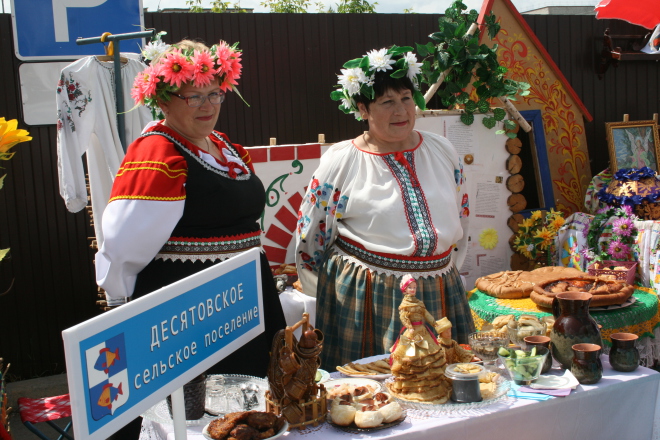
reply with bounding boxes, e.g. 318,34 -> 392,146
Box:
530,276 -> 634,308
475,266 -> 587,299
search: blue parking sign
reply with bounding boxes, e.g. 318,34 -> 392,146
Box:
11,0 -> 144,61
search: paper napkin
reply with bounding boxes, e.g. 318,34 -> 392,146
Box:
507,385 -> 553,401
529,369 -> 579,390
517,386 -> 571,397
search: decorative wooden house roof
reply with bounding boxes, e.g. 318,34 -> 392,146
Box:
478,0 -> 594,214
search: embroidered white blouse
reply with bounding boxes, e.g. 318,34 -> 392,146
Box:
56,55 -> 153,245
295,130 -> 470,293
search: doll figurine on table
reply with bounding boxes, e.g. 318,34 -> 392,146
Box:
386,275 -> 473,404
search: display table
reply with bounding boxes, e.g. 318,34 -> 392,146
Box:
139,361 -> 660,440
468,286 -> 660,366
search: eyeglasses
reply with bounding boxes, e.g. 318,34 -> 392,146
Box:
168,91 -> 225,108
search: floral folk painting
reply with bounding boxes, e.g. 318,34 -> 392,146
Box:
606,120 -> 660,172
486,0 -> 593,215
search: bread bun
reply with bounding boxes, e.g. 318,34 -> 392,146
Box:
330,402 -> 357,426
354,409 -> 384,428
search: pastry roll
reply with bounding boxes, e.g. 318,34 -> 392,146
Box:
378,401 -> 403,423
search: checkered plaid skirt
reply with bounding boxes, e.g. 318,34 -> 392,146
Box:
316,249 -> 475,370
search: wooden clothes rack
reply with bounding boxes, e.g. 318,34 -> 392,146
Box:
76,29 -> 155,151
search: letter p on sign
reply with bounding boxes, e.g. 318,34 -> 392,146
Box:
52,0 -> 109,42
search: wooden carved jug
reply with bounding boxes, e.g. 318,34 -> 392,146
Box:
550,292 -> 602,369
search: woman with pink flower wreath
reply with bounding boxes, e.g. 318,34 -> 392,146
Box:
96,39 -> 286,378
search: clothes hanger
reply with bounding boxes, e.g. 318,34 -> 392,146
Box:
95,32 -> 128,64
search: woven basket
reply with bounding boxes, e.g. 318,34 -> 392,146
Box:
587,261 -> 637,285
265,385 -> 327,430
167,374 -> 207,420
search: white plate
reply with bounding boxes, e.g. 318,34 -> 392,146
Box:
316,369 -> 331,384
338,354 -> 392,380
324,377 -> 384,399
326,410 -> 407,433
202,419 -> 289,440
386,373 -> 511,414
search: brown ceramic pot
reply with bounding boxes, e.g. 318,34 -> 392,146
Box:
571,343 -> 603,384
609,332 -> 640,372
524,335 -> 553,374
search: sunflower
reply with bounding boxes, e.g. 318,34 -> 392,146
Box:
479,228 -> 498,250
520,218 -> 535,229
548,215 -> 565,232
0,117 -> 30,261
534,227 -> 555,250
0,118 -> 32,156
514,235 -> 534,259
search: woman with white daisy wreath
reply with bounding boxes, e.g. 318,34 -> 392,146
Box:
296,46 -> 474,369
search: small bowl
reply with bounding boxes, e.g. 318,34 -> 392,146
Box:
497,345 -> 549,385
507,319 -> 547,346
468,331 -> 509,362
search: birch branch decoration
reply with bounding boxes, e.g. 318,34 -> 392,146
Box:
417,0 -> 532,137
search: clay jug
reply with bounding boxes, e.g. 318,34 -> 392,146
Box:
550,292 -> 602,369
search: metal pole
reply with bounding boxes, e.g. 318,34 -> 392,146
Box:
170,387 -> 188,440
112,41 -> 126,150
76,30 -> 155,46
76,30 -> 155,152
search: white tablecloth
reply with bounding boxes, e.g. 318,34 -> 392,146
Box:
140,360 -> 660,440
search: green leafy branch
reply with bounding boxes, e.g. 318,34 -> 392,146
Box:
336,0 -> 377,13
417,1 -> 531,137
260,0 -> 312,12
186,0 -> 249,12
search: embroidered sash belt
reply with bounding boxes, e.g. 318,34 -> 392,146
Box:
335,235 -> 452,272
155,230 -> 262,262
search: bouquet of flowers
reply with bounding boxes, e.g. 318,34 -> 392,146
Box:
583,205 -> 638,264
513,209 -> 565,265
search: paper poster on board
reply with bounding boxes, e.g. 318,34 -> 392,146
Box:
415,113 -> 512,290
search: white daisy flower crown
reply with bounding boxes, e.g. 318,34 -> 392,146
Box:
330,45 -> 426,120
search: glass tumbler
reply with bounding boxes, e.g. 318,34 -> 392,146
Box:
206,376 -> 226,413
